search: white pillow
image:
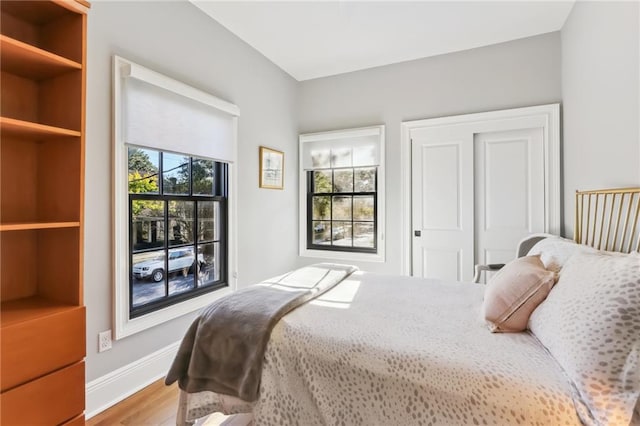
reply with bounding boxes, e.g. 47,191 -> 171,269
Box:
526,236 -> 598,273
529,251 -> 640,425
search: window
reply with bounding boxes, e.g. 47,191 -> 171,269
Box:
113,56 -> 239,339
128,147 -> 227,317
308,167 -> 377,252
299,126 -> 385,262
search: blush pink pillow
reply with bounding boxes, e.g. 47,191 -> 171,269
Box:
483,255 -> 556,332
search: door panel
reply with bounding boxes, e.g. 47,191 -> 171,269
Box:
474,128 -> 545,278
483,138 -> 529,230
411,128 -> 474,281
421,144 -> 461,230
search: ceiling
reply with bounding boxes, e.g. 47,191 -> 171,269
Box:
192,1 -> 575,82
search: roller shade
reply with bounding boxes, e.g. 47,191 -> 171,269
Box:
302,128 -> 382,170
122,62 -> 238,162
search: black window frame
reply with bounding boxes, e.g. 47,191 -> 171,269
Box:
306,167 -> 378,254
128,150 -> 229,318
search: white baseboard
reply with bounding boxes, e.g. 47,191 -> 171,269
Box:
85,340 -> 181,419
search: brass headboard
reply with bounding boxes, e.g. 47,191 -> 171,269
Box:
575,187 -> 640,253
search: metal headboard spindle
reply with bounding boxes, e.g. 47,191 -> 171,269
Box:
574,188 -> 640,253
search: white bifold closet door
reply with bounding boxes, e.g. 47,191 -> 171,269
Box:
411,125 -> 546,282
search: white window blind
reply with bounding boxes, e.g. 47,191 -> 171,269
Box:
122,62 -> 239,162
301,128 -> 382,170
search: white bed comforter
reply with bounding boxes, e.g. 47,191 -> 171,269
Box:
179,271 -> 584,425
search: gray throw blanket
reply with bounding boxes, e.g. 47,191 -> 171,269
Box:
165,263 -> 357,402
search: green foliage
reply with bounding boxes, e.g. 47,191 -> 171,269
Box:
131,199 -> 163,221
129,172 -> 161,216
128,148 -> 157,176
314,171 -> 332,192
128,171 -> 158,194
313,171 -> 332,218
128,148 -> 160,214
191,159 -> 214,195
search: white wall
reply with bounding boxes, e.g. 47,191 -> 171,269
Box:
297,33 -> 562,275
86,1 -> 298,381
561,1 -> 640,237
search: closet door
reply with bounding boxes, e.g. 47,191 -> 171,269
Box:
474,128 -> 546,282
411,126 -> 474,281
407,105 -> 559,282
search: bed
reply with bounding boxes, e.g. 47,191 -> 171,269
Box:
167,187 -> 640,426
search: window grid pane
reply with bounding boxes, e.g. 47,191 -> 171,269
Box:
128,147 -> 160,194
333,169 -> 353,192
168,201 -> 194,247
197,201 -> 219,243
192,158 -> 215,196
332,196 -> 352,221
353,195 -> 374,221
312,221 -> 331,245
354,167 -> 376,192
131,200 -> 165,252
332,221 -> 353,247
131,250 -> 166,307
198,242 -> 221,287
162,152 -> 190,195
313,170 -> 332,193
353,222 -> 375,248
312,196 -> 331,220
168,246 -> 196,296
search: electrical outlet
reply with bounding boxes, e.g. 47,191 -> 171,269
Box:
98,330 -> 112,352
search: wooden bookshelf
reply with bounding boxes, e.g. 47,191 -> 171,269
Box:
0,0 -> 89,424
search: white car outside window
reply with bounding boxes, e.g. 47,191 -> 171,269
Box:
132,249 -> 203,282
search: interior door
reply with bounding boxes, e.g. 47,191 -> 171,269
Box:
411,127 -> 474,281
474,128 -> 546,282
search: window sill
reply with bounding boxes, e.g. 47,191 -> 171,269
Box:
114,285 -> 234,339
299,247 -> 385,263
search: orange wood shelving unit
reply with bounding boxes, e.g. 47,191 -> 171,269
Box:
0,1 -> 89,424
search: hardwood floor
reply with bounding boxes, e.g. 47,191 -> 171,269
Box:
86,379 -> 180,426
86,379 -> 251,426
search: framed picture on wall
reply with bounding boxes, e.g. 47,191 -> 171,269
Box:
259,146 -> 284,189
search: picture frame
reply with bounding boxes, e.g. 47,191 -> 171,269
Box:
259,146 -> 284,189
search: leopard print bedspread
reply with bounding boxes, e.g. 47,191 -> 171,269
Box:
180,271 -> 583,425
